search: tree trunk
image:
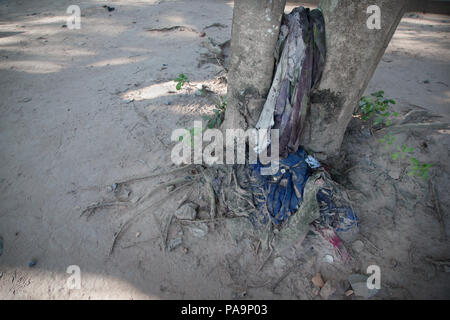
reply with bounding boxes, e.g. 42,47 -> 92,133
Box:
223,0 -> 286,131
300,0 -> 408,161
225,0 -> 408,162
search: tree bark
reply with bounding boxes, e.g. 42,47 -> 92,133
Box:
300,0 -> 408,161
223,0 -> 286,131
224,0 -> 408,163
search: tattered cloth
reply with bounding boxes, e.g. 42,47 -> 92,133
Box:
250,148 -> 311,225
249,7 -> 358,233
255,6 -> 325,157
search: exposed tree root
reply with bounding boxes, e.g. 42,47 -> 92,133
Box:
81,201 -> 129,219
378,122 -> 450,133
145,26 -> 200,34
113,164 -> 193,188
430,181 -> 447,241
109,207 -> 147,256
202,171 -> 216,219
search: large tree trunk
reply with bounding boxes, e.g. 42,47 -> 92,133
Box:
225,0 -> 408,162
300,0 -> 407,161
223,0 -> 286,131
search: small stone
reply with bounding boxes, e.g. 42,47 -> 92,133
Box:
28,258 -> 37,268
186,223 -> 208,238
312,273 -> 325,288
175,202 -> 198,220
135,232 -> 141,238
320,281 -> 336,300
167,237 -> 182,251
345,289 -> 354,296
352,240 -> 364,253
387,166 -> 401,180
323,254 -> 334,263
312,286 -> 320,296
19,97 -> 32,103
390,258 -> 398,268
166,185 -> 175,192
183,247 -> 188,254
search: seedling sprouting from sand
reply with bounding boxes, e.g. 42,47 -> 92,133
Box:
391,144 -> 414,160
359,91 -> 433,180
378,131 -> 395,149
174,73 -> 188,90
408,158 -> 432,180
178,98 -> 227,147
202,97 -> 226,129
178,127 -> 202,147
356,90 -> 398,126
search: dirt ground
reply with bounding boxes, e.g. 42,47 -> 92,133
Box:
0,0 -> 449,300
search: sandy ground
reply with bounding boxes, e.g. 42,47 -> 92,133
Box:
0,0 -> 449,299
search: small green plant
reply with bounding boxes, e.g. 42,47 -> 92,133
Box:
174,73 -> 188,90
408,158 -> 432,180
178,126 -> 203,147
391,144 -> 414,161
359,90 -> 433,180
177,97 -> 227,148
202,97 -> 227,129
378,131 -> 395,149
357,90 -> 398,126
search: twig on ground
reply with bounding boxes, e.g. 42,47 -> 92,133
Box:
271,262 -> 300,293
203,23 -> 227,30
360,234 -> 380,252
256,241 -> 273,273
81,201 -> 129,219
110,218 -> 134,256
145,26 -> 200,34
138,175 -> 198,203
109,203 -> 153,255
